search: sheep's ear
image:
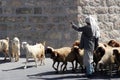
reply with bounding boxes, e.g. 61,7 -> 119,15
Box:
72,46 -> 79,52
53,51 -> 58,57
55,53 -> 58,57
103,44 -> 107,47
46,48 -> 53,53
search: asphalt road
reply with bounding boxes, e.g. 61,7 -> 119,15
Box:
0,57 -> 120,80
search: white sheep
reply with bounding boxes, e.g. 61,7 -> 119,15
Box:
0,37 -> 11,61
22,42 -> 45,69
11,37 -> 20,62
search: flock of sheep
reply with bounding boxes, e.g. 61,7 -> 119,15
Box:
0,37 -> 45,69
1,37 -> 120,76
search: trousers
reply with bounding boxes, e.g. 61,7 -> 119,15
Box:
83,49 -> 94,75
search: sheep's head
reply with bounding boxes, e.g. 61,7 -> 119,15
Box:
21,42 -> 27,49
71,46 -> 79,53
72,40 -> 80,47
108,40 -> 120,47
113,49 -> 120,62
46,46 -> 57,59
96,47 -> 105,57
94,46 -> 105,65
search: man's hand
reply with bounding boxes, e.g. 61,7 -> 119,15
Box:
71,22 -> 76,28
71,22 -> 74,25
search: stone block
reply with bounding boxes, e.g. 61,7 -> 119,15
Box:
98,14 -> 109,22
82,6 -> 96,14
96,7 -> 108,14
108,7 -> 115,14
114,7 -> 120,14
34,7 -> 42,14
16,7 -> 33,14
9,0 -> 23,7
109,14 -> 118,22
3,7 -> 14,14
52,15 -> 68,23
106,0 -> 116,7
77,0 -> 88,6
0,24 -> 7,30
115,0 -> 120,7
29,16 -> 48,23
1,16 -> 26,23
114,20 -> 120,30
89,0 -> 101,7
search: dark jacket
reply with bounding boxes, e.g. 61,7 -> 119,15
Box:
72,25 -> 95,50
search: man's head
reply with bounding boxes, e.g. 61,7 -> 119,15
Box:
85,16 -> 91,25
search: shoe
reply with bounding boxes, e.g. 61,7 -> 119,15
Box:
86,73 -> 95,78
87,74 -> 94,78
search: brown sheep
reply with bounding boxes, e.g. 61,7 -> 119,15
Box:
72,40 -> 80,47
73,46 -> 84,71
94,43 -> 107,67
113,49 -> 120,72
46,46 -> 77,73
96,45 -> 120,76
108,40 -> 120,47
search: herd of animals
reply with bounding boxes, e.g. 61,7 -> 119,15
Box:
1,37 -> 120,76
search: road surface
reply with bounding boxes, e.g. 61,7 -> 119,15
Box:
0,57 -> 120,80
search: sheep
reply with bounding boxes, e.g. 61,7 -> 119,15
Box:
108,39 -> 120,47
113,48 -> 120,72
72,40 -> 80,47
11,37 -> 20,62
93,43 -> 107,67
22,41 -> 45,69
96,45 -> 120,76
73,46 -> 84,71
0,37 -> 11,61
46,46 -> 77,73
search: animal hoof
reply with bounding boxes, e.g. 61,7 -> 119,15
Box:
24,66 -> 27,69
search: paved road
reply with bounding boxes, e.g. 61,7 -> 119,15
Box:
0,57 -> 120,80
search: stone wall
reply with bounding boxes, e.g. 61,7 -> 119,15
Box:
77,0 -> 120,42
0,0 -> 120,50
0,0 -> 78,49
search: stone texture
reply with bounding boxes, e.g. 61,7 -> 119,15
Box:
0,0 -> 119,48
16,7 -> 33,14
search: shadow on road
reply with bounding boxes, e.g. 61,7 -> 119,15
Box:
0,59 -> 11,64
27,70 -> 120,80
2,66 -> 34,71
27,70 -> 87,80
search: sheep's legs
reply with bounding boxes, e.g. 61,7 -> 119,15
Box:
63,63 -> 67,71
75,61 -> 78,70
4,53 -> 7,61
60,63 -> 64,71
52,61 -> 56,70
52,61 -> 59,72
34,57 -> 38,67
4,51 -> 11,61
71,62 -> 75,71
39,57 -> 45,66
8,52 -> 11,61
42,56 -> 45,65
15,53 -> 19,62
24,57 -> 28,69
